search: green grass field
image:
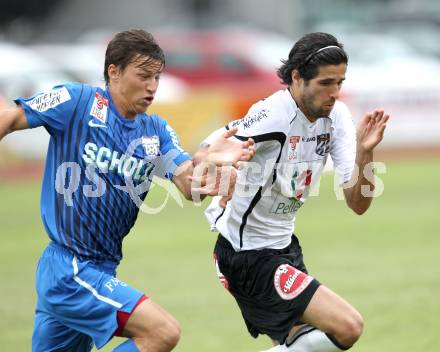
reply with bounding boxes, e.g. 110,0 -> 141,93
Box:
0,158 -> 439,351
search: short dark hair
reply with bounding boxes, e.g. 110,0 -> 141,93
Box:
104,29 -> 165,85
277,32 -> 348,85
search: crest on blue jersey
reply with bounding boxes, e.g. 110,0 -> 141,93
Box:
142,135 -> 160,156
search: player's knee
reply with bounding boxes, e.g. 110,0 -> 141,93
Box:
154,319 -> 181,350
135,320 -> 180,352
163,320 -> 181,348
338,311 -> 364,347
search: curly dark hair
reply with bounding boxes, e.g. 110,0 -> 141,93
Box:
104,29 -> 165,85
277,32 -> 348,85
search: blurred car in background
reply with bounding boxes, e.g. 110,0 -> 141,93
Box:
0,42 -> 73,107
0,42 -> 76,158
370,14 -> 440,60
30,43 -> 107,87
153,28 -> 290,118
154,29 -> 284,86
339,32 -> 440,147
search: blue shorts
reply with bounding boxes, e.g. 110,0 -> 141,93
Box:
32,242 -> 145,351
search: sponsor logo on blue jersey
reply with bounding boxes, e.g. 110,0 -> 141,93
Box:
82,142 -> 154,182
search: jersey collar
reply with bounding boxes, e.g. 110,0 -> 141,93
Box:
105,88 -> 145,129
283,88 -> 324,128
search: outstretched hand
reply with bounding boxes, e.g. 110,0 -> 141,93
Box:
187,127 -> 255,208
189,165 -> 237,208
357,109 -> 389,152
206,127 -> 255,167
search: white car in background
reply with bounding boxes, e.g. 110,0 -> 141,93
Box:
338,33 -> 440,147
0,42 -> 73,106
0,42 -> 74,158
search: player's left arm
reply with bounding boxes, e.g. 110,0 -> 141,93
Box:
343,109 -> 389,214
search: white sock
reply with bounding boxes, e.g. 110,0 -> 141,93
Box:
261,327 -> 348,352
260,344 -> 288,352
286,327 -> 348,351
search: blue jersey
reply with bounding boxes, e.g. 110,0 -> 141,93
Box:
15,83 -> 191,264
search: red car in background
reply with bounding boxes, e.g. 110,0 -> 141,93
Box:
154,28 -> 290,118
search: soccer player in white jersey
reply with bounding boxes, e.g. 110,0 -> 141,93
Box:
204,32 -> 389,351
0,29 -> 254,352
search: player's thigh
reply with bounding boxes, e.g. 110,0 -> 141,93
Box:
32,311 -> 93,352
300,285 -> 363,336
123,298 -> 180,339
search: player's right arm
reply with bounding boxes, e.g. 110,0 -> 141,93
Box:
1,83 -> 83,142
0,106 -> 29,141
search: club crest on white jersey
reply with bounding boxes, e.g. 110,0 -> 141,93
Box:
288,136 -> 300,161
315,133 -> 330,156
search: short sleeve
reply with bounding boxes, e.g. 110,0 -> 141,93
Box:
156,118 -> 191,179
228,102 -> 285,137
329,101 -> 357,184
14,83 -> 83,136
222,102 -> 288,153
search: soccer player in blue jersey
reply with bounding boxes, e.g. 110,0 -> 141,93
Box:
0,29 -> 255,352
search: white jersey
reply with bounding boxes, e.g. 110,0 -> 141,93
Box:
205,89 -> 356,251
